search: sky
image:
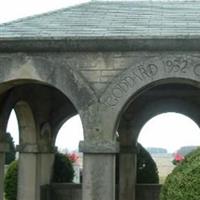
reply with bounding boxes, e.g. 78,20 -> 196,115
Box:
0,0 -> 89,24
0,0 -> 191,24
3,0 -> 200,153
138,113 -> 200,153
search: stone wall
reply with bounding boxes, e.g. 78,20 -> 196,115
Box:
41,183 -> 162,200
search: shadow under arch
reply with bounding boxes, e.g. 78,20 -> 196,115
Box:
0,79 -> 86,139
0,78 -> 81,111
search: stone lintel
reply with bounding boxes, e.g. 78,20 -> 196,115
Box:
0,142 -> 9,153
16,144 -> 56,153
120,145 -> 137,154
79,140 -> 119,154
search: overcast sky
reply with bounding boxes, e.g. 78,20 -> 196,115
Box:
0,0 -> 90,24
3,0 -> 200,153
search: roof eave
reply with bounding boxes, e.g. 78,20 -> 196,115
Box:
1,37 -> 200,52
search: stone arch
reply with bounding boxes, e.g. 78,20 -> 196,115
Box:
0,79 -> 88,139
108,61 -> 200,200
0,53 -> 97,111
0,79 -> 87,200
100,54 -> 200,139
118,83 -> 200,144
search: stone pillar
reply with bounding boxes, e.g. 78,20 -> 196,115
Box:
17,144 -> 38,200
17,144 -> 55,200
36,146 -> 56,200
119,145 -> 137,200
80,141 -> 119,200
0,142 -> 8,200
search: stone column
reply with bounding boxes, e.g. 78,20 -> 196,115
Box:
17,144 -> 38,200
17,144 -> 55,200
36,146 -> 56,200
119,145 -> 137,200
0,142 -> 8,200
80,141 -> 119,200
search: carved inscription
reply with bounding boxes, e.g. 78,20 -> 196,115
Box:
102,63 -> 158,107
102,56 -> 200,109
163,59 -> 188,74
194,64 -> 200,76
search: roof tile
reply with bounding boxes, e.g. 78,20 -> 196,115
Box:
1,1 -> 200,39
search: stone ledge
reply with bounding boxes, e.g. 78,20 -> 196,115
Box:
0,142 -> 9,153
16,144 -> 57,153
79,140 -> 119,154
2,38 -> 200,52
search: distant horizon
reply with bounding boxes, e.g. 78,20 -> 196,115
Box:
145,145 -> 199,154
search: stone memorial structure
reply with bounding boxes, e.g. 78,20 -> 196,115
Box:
1,1 -> 200,200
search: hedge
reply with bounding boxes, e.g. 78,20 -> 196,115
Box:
160,147 -> 200,200
4,152 -> 74,200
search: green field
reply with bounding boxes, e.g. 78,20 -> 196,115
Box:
152,154 -> 175,184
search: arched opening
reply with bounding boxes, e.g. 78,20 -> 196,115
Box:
5,110 -> 19,167
0,80 -> 83,200
138,112 -> 200,183
116,82 -> 200,200
56,115 -> 84,152
7,110 -> 19,146
55,115 -> 84,183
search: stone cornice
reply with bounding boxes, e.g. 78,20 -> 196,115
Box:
1,38 -> 200,52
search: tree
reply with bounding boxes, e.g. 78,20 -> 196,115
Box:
137,143 -> 159,183
5,132 -> 16,165
52,152 -> 74,183
4,161 -> 18,200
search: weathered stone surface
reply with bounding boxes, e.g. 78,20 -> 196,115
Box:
16,144 -> 56,153
17,153 -> 37,200
79,140 -> 119,154
82,154 -> 116,200
0,142 -> 9,152
1,50 -> 200,200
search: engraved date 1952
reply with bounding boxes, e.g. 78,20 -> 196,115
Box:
163,59 -> 188,74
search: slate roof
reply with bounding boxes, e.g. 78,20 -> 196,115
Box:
1,0 -> 200,40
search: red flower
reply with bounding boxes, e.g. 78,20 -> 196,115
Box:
67,152 -> 79,163
175,153 -> 184,162
172,152 -> 185,165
